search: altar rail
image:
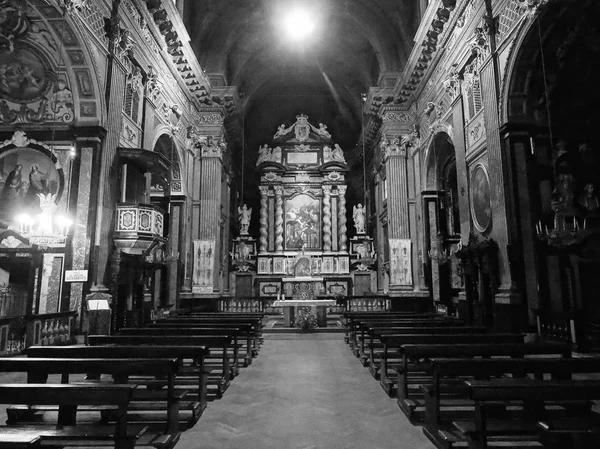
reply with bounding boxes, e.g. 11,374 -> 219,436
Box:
533,308 -> 575,346
316,295 -> 392,312
217,297 -> 270,313
0,311 -> 76,356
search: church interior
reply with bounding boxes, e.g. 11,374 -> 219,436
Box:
1,0 -> 600,448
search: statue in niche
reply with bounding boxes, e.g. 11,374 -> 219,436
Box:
256,144 -> 271,165
271,146 -> 282,162
353,204 -> 366,234
332,143 -> 345,163
579,183 -> 600,214
238,204 -> 252,235
550,173 -> 576,215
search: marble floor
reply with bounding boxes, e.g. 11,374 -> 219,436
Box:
177,333 -> 436,449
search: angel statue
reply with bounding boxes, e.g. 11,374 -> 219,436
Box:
353,203 -> 366,234
238,204 -> 252,235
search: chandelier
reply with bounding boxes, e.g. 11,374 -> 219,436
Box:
12,193 -> 72,249
536,213 -> 583,248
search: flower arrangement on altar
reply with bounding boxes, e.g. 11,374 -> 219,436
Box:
294,307 -> 318,332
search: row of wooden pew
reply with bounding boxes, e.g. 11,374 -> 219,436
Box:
0,311 -> 264,449
344,310 -> 600,449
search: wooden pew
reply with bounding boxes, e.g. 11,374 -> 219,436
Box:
377,333 -> 525,396
361,326 -> 489,369
27,345 -> 210,412
343,311 -> 450,346
0,357 -> 183,445
347,315 -> 461,353
87,335 -> 233,397
455,379 -> 600,449
0,383 -> 145,449
157,316 -> 263,355
423,355 -> 600,448
142,323 -> 255,366
118,326 -> 248,370
393,342 -> 571,424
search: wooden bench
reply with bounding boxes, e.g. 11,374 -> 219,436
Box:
423,355 -> 600,448
87,335 -> 233,397
343,312 -> 454,348
361,326 -> 489,369
391,342 -> 571,424
0,383 -> 145,449
118,326 -> 249,370
377,333 -> 525,396
455,379 -> 600,449
0,357 -> 184,444
347,316 -> 461,353
138,324 -> 255,366
156,316 -> 263,355
26,345 -> 210,412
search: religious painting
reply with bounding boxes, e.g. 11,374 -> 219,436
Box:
0,147 -> 61,225
389,239 -> 412,285
338,256 -> 350,274
0,44 -> 52,102
470,163 -> 492,232
192,240 -> 215,293
284,194 -> 321,250
273,257 -> 286,274
257,258 -> 271,274
294,256 -> 312,277
322,256 -> 334,274
311,257 -> 322,275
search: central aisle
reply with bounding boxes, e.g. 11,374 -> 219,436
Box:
178,334 -> 436,449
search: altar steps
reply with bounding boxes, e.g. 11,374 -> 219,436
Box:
263,312 -> 344,333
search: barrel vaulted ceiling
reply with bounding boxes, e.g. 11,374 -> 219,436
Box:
184,0 -> 421,160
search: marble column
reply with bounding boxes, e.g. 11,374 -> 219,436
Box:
386,151 -> 410,240
323,186 -> 332,251
338,185 -> 348,252
274,186 -> 284,252
259,186 -> 269,253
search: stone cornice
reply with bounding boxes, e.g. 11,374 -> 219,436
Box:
140,0 -> 212,106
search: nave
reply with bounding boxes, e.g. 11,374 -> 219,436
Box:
175,334 -> 435,449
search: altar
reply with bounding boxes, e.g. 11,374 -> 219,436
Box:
273,299 -> 337,328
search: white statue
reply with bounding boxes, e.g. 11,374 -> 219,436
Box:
332,143 -> 346,163
317,122 -> 331,138
256,144 -> 271,165
238,204 -> 252,234
353,203 -> 366,234
323,145 -> 332,162
274,124 -> 288,139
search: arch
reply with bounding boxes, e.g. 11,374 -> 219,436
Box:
151,133 -> 185,198
423,129 -> 455,191
0,4 -> 104,129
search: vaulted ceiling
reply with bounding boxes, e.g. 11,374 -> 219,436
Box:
184,0 -> 421,160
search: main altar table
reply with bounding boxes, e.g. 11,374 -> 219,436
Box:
273,300 -> 337,328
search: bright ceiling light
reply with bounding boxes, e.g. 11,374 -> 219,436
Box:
284,8 -> 316,41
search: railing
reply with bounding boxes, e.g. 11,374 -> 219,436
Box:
318,295 -> 391,312
0,311 -> 77,355
0,284 -> 28,318
533,308 -> 574,345
218,297 -> 267,313
25,311 -> 77,347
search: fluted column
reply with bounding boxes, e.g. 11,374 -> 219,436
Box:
274,186 -> 284,252
323,186 -> 332,251
386,153 -> 410,239
259,186 -> 269,253
338,185 -> 348,252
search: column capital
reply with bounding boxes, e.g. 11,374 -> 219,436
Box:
274,186 -> 284,195
259,185 -> 270,194
380,126 -> 420,160
337,185 -> 347,194
323,185 -> 332,194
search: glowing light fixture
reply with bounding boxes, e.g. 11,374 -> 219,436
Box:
13,194 -> 73,249
284,8 -> 315,41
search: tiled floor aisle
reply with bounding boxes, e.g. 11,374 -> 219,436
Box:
177,334 -> 436,449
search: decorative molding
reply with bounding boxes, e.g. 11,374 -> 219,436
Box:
380,126 -> 420,159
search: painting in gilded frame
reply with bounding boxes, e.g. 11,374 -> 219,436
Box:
0,147 -> 61,225
284,194 -> 321,250
470,163 -> 492,232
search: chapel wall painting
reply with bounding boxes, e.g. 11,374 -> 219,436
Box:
0,147 -> 61,225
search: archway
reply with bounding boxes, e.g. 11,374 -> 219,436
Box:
503,0 -> 600,348
423,132 -> 461,311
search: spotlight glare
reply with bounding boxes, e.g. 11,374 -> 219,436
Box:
284,8 -> 315,41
